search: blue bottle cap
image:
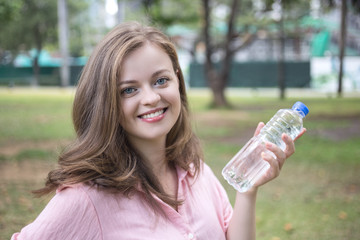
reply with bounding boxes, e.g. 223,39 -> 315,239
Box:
292,101 -> 309,117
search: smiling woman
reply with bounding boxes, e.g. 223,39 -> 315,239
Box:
11,22 -> 302,240
119,43 -> 181,145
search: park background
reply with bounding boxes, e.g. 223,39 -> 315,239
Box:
1,0 -> 360,239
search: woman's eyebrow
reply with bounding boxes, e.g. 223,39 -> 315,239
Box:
119,80 -> 137,86
120,69 -> 172,85
151,69 -> 171,78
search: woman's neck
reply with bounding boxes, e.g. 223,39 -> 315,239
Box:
128,137 -> 168,174
128,137 -> 179,202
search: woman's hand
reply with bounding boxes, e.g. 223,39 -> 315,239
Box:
252,122 -> 307,188
227,122 -> 307,240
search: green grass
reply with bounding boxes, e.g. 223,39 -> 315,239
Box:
0,88 -> 359,240
189,92 -> 360,240
0,89 -> 75,145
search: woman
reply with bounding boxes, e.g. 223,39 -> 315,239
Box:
12,22 -> 305,240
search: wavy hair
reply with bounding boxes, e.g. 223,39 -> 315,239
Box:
34,22 -> 203,211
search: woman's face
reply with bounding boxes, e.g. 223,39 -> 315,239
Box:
119,43 -> 181,146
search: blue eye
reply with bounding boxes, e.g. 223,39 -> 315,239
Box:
156,77 -> 168,86
122,87 -> 136,95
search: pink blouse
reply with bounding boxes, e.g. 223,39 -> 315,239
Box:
12,163 -> 233,240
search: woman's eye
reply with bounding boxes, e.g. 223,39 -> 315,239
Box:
155,77 -> 168,86
122,87 -> 136,95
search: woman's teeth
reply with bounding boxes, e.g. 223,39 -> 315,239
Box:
140,109 -> 164,119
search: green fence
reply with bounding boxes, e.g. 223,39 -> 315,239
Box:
189,61 -> 311,88
0,61 -> 311,88
0,66 -> 83,86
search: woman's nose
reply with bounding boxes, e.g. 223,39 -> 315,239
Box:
140,87 -> 161,106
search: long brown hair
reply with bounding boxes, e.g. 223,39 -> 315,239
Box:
34,22 -> 203,210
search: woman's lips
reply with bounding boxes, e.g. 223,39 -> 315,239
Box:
138,108 -> 167,122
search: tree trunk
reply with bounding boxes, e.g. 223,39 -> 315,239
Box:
32,34 -> 42,87
202,0 -> 240,108
218,0 -> 239,106
31,52 -> 40,87
202,0 -> 227,107
293,24 -> 301,61
278,12 -> 285,100
32,23 -> 44,87
207,68 -> 228,107
212,86 -> 228,107
338,0 -> 347,97
58,0 -> 70,87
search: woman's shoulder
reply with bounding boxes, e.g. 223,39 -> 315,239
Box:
54,183 -> 95,204
58,183 -> 135,215
57,182 -> 99,197
56,183 -> 116,208
11,183 -> 103,240
47,183 -> 101,220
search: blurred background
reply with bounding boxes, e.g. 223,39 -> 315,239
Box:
1,0 -> 360,239
1,0 -> 360,100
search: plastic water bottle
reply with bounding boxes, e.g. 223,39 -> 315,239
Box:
222,101 -> 309,192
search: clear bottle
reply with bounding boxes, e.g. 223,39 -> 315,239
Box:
222,101 -> 309,192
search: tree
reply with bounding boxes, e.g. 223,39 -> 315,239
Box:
320,0 -> 360,97
58,0 -> 70,87
0,0 -> 21,64
337,0 -> 360,97
141,0 -> 201,28
0,0 -> 58,86
337,0 -> 347,97
201,0 -> 311,106
0,0 -> 21,22
201,0 -> 256,107
0,0 -> 90,86
203,0 -> 233,107
261,0 -> 310,99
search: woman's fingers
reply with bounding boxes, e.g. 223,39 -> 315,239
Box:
295,128 -> 307,141
263,134 -> 295,171
255,128 -> 307,188
282,133 -> 295,158
254,122 -> 265,137
265,142 -> 286,169
259,150 -> 281,181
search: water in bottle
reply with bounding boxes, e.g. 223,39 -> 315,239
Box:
222,101 -> 309,192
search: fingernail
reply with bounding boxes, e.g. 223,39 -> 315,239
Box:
265,142 -> 273,149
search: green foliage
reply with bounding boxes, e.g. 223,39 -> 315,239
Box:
142,0 -> 201,28
0,0 -> 91,58
66,0 -> 92,57
0,0 -> 21,22
0,0 -> 58,52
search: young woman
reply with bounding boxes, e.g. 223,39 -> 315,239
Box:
12,22 -> 305,240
